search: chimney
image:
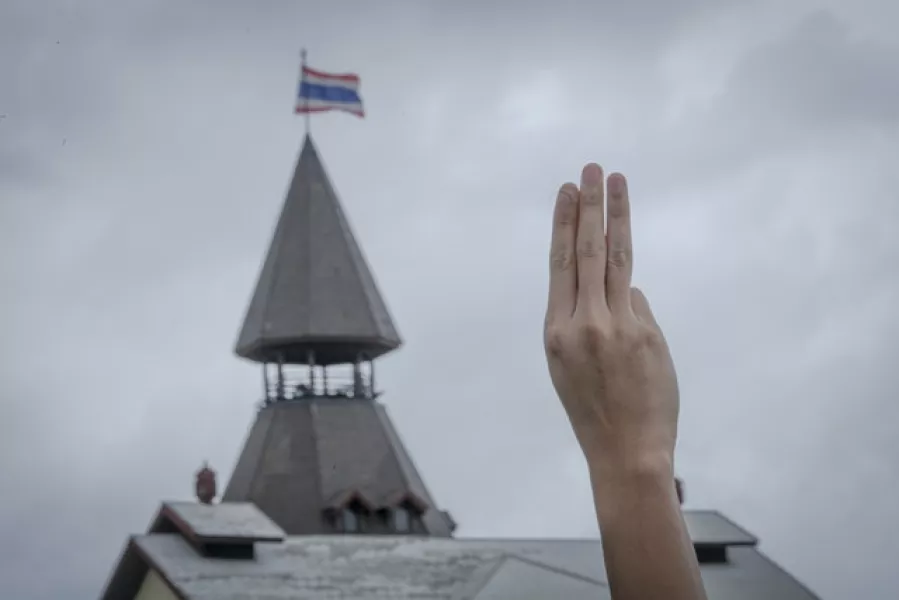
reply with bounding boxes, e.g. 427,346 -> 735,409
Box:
195,462 -> 217,505
675,477 -> 684,506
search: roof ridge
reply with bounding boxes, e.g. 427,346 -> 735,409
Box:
245,405 -> 278,505
312,139 -> 385,341
308,401 -> 326,531
373,402 -> 453,536
496,553 -> 606,586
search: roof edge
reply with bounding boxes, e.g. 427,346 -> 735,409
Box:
751,547 -> 823,599
150,501 -> 286,544
688,509 -> 760,546
98,536 -> 190,600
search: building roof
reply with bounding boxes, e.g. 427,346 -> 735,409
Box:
99,502 -> 821,600
235,135 -> 402,366
221,398 -> 454,537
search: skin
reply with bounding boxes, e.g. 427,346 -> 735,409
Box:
543,164 -> 707,600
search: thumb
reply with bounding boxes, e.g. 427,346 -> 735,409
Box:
630,287 -> 659,328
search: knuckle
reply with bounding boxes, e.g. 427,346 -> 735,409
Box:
550,247 -> 574,271
577,237 -> 605,259
634,323 -> 664,347
607,247 -> 631,268
605,321 -> 662,353
556,211 -> 576,228
544,326 -> 568,358
578,322 -> 607,355
646,326 -> 665,346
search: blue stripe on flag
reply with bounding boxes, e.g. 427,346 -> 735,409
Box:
298,82 -> 361,104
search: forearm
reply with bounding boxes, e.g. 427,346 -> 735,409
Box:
589,456 -> 707,600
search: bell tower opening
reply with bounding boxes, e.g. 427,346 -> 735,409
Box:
261,354 -> 378,403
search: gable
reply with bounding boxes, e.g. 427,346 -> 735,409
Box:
135,570 -> 180,600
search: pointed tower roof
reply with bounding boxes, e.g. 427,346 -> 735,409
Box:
236,135 -> 401,365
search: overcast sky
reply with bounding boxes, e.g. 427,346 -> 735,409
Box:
2,0 -> 898,598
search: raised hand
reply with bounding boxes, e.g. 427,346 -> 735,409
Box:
543,163 -> 678,474
543,163 -> 705,600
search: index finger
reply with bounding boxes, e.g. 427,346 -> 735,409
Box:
546,183 -> 579,324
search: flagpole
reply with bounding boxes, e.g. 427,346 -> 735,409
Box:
300,48 -> 310,136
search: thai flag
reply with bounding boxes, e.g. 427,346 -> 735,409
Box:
295,66 -> 365,118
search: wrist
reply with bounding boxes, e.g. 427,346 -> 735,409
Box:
585,446 -> 674,483
586,450 -> 675,507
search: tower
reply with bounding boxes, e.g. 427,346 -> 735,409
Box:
222,135 -> 454,537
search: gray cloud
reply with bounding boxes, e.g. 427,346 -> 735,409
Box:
728,11 -> 899,126
2,1 -> 897,598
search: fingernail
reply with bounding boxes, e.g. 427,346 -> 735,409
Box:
559,183 -> 578,201
582,163 -> 602,186
608,173 -> 625,196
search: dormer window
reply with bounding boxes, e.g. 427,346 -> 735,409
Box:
393,507 -> 410,533
326,492 -> 376,534
381,492 -> 428,534
341,508 -> 361,533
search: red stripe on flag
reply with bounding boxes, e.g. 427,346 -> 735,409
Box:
295,105 -> 365,118
302,66 -> 360,83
